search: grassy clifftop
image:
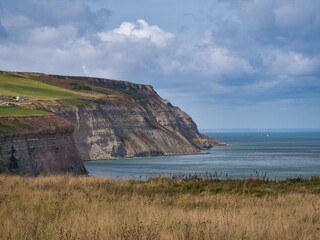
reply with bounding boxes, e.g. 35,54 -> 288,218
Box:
0,72 -> 95,100
0,71 -> 150,114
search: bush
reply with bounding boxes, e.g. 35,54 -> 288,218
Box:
70,82 -> 92,91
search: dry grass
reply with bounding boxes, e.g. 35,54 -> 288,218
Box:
0,175 -> 319,240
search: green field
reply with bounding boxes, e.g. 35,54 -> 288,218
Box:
0,74 -> 94,100
0,108 -> 47,115
0,71 -> 144,115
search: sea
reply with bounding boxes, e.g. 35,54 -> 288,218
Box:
84,131 -> 320,180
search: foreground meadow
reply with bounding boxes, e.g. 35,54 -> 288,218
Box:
0,175 -> 319,240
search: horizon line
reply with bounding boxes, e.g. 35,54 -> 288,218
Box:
200,128 -> 320,132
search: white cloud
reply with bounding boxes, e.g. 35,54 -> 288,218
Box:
197,46 -> 254,75
263,50 -> 320,76
30,25 -> 77,46
98,19 -> 174,47
179,32 -> 254,76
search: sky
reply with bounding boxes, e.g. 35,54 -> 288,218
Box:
0,0 -> 319,129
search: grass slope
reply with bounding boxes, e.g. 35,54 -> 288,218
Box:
0,71 -> 144,112
0,108 -> 47,115
0,71 -> 105,115
0,175 -> 319,239
0,73 -> 94,100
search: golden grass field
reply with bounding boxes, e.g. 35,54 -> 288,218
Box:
0,175 -> 319,240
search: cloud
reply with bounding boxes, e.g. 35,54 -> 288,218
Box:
98,19 -> 174,47
0,0 -> 111,36
178,33 -> 254,77
210,0 -> 320,50
29,25 -> 78,46
0,0 -> 318,85
265,51 -> 320,76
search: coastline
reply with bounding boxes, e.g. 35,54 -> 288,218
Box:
82,150 -> 212,162
84,131 -> 320,180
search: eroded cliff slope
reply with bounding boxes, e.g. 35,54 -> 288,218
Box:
42,76 -> 223,160
0,71 -> 224,161
0,115 -> 86,175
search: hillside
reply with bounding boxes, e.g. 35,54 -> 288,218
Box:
0,71 -> 224,162
0,71 -> 135,110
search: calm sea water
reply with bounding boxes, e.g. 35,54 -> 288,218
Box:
84,131 -> 320,179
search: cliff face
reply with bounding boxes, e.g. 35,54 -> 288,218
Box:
0,71 -> 224,164
53,77 -> 224,160
0,116 -> 86,175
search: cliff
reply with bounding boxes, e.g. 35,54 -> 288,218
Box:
49,76 -> 224,160
0,71 -> 225,162
0,115 -> 86,175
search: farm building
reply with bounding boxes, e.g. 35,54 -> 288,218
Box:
16,96 -> 29,101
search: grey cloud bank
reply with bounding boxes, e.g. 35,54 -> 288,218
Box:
0,0 -> 319,128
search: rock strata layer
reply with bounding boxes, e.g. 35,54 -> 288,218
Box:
53,77 -> 224,160
0,115 -> 86,175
